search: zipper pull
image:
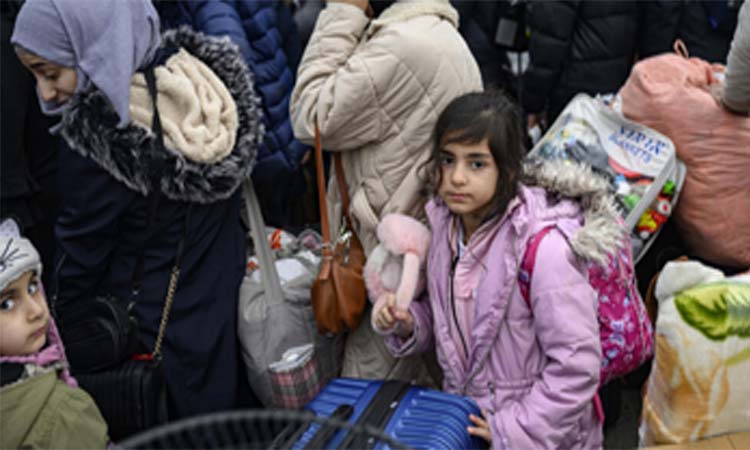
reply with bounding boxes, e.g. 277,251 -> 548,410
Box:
450,255 -> 459,276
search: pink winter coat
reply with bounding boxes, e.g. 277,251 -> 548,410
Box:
386,182 -> 608,449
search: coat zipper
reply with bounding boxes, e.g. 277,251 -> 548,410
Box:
450,255 -> 470,360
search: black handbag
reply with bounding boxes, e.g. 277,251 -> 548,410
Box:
55,294 -> 139,372
75,257 -> 185,440
55,65 -> 188,441
74,357 -> 169,440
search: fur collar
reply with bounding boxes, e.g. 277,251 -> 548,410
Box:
58,27 -> 263,204
522,159 -> 626,266
368,0 -> 458,36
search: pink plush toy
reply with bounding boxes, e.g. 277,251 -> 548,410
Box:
364,214 -> 431,335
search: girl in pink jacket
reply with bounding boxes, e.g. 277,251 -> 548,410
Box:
374,92 -> 622,449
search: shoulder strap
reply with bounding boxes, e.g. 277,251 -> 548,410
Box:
333,153 -> 354,231
142,65 -> 191,359
312,119 -> 355,246
242,178 -> 284,304
131,65 -> 167,295
518,226 -> 556,309
313,121 -> 333,281
313,121 -> 329,245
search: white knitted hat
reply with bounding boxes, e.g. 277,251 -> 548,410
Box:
0,219 -> 42,292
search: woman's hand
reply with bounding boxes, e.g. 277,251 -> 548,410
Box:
468,410 -> 492,444
373,293 -> 414,338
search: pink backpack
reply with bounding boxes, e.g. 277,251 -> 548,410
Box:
518,226 -> 654,386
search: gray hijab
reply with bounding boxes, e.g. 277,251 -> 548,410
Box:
11,0 -> 161,129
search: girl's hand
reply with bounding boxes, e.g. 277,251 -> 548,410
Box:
373,293 -> 414,338
468,410 -> 492,444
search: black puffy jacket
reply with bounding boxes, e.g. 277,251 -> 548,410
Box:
522,0 -> 638,121
452,1 -> 516,93
639,0 -> 741,64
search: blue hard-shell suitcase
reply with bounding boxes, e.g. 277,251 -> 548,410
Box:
290,378 -> 486,450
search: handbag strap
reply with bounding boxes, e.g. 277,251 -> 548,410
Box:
314,121 -> 331,249
152,212 -> 189,358
313,121 -> 355,247
242,179 -> 284,304
143,65 -> 191,359
333,153 -> 354,232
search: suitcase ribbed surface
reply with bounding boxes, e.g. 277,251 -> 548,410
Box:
300,378 -> 485,450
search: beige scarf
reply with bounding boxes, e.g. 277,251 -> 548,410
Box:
129,48 -> 238,164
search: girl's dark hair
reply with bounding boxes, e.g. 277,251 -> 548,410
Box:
422,90 -> 527,221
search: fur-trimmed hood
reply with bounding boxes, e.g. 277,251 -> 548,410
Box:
521,159 -> 626,265
58,27 -> 263,204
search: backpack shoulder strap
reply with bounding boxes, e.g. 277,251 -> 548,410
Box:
518,226 -> 556,309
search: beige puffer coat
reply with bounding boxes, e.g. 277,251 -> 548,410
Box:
290,0 -> 482,383
291,0 -> 482,255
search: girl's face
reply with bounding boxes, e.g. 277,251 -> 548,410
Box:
0,271 -> 49,356
438,138 -> 499,226
15,48 -> 77,106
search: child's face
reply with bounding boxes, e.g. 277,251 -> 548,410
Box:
15,48 -> 77,106
0,271 -> 49,356
438,138 -> 499,221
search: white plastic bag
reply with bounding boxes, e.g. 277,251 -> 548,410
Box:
528,94 -> 686,262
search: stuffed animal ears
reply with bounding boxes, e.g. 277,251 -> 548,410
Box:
364,246 -> 388,303
367,214 -> 431,332
377,214 -> 431,263
395,252 -> 420,310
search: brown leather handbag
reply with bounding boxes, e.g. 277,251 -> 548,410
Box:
310,121 -> 367,335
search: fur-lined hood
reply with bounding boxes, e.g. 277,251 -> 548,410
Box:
521,159 -> 626,266
427,159 -> 626,266
58,27 -> 263,204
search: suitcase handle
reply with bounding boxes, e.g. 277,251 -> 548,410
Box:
304,404 -> 354,450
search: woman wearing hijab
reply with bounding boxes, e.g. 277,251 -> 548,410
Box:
11,0 -> 263,418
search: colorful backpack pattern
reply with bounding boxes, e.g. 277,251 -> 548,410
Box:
518,226 -> 654,385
